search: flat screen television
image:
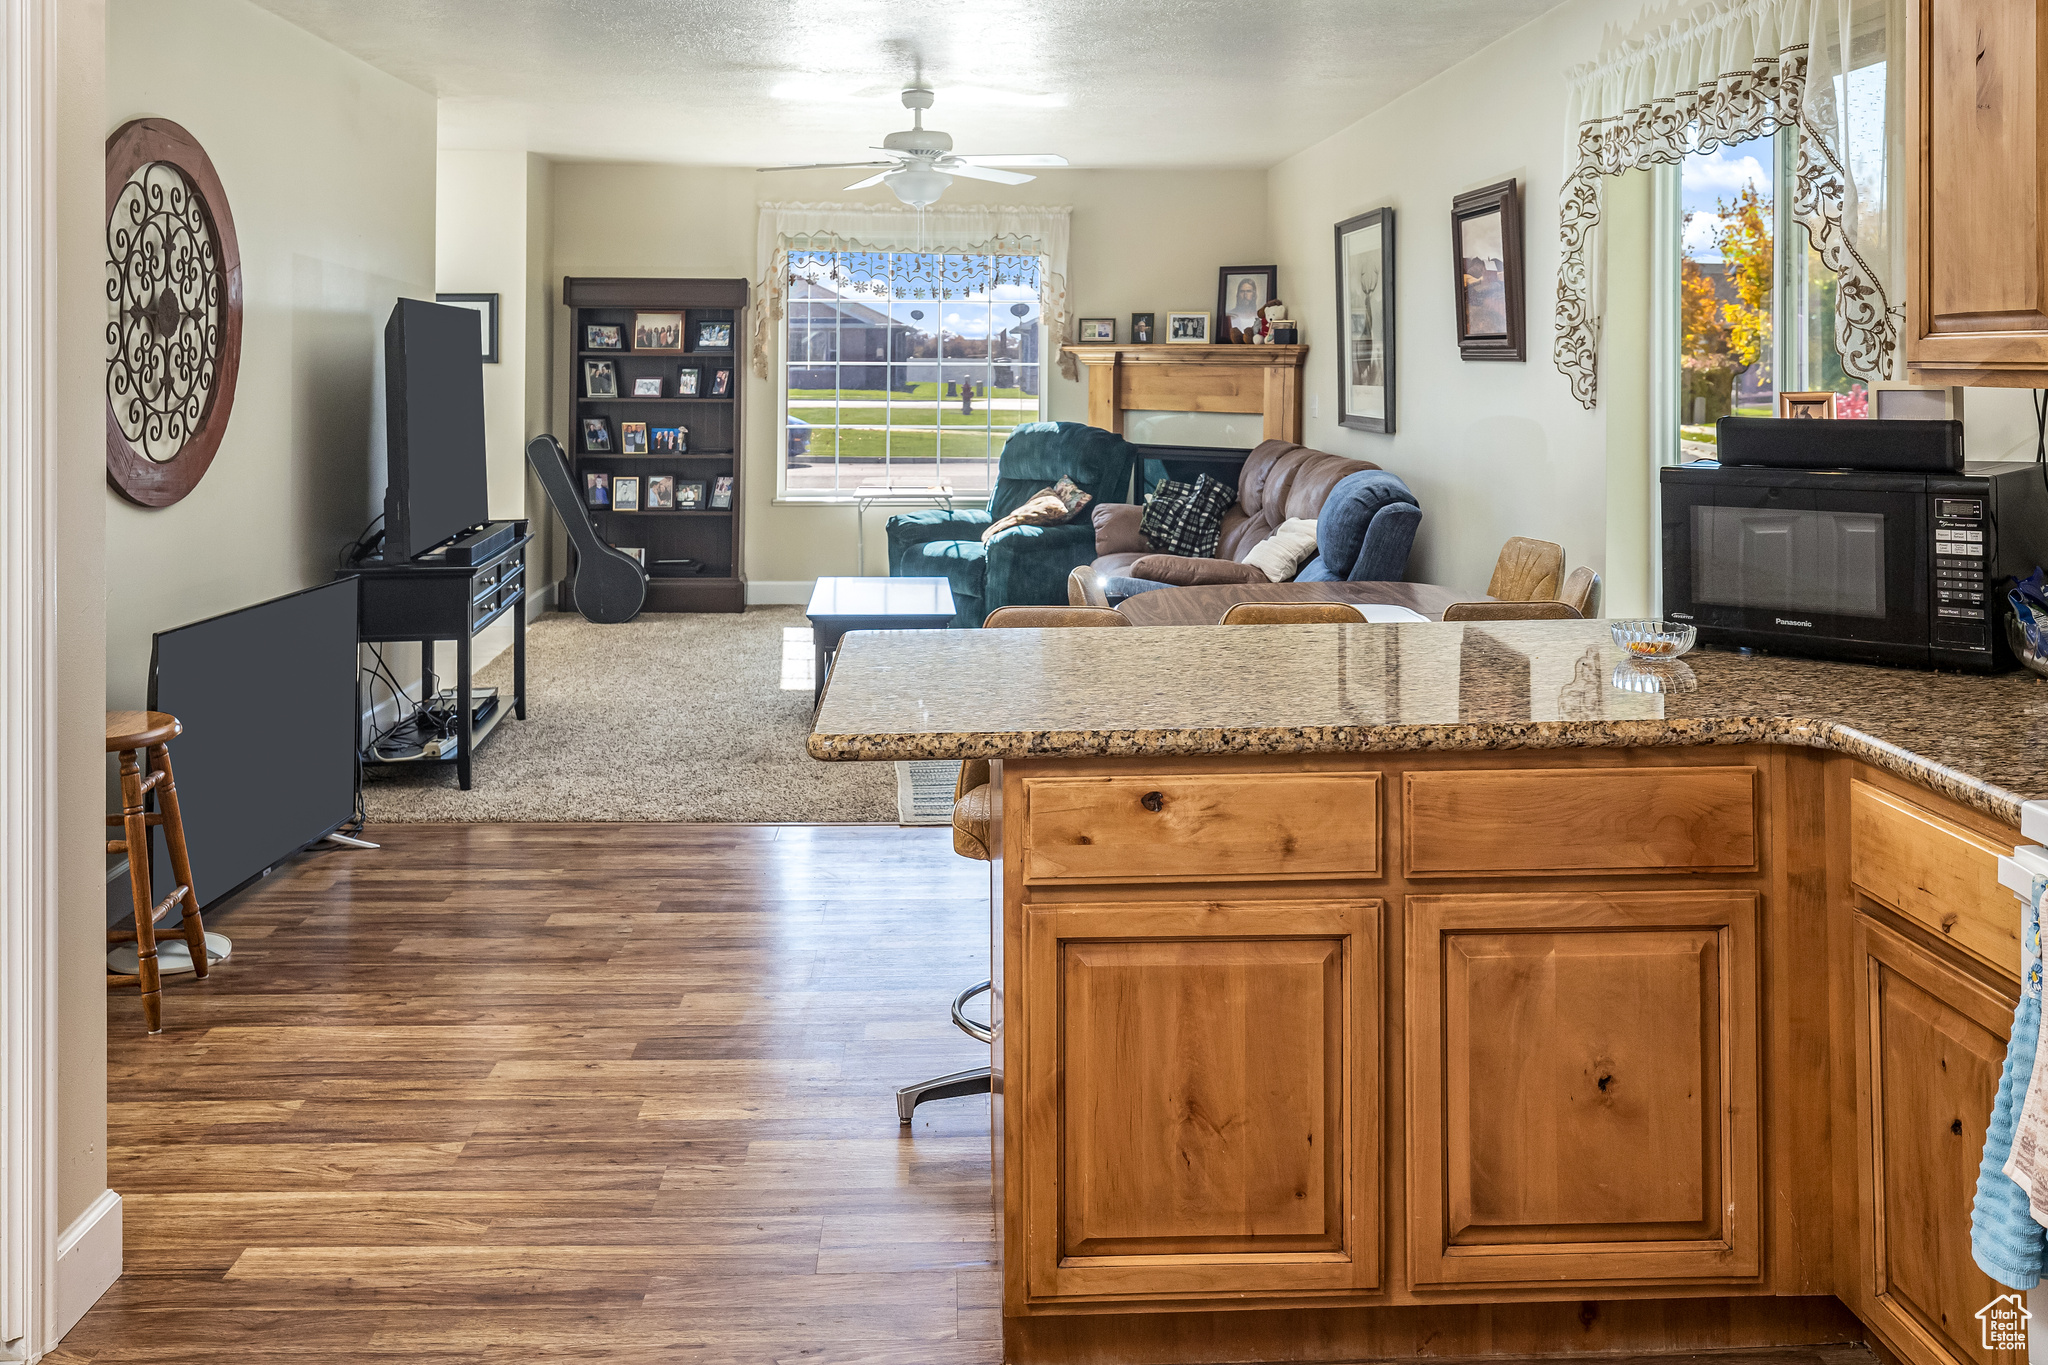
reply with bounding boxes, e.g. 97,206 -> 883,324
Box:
383,297 -> 489,559
141,578 -> 361,912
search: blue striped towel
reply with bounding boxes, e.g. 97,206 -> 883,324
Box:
1973,874 -> 2047,1288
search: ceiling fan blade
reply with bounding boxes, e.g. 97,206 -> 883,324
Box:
843,171 -> 893,190
758,161 -> 896,173
953,154 -> 1068,167
941,162 -> 1034,185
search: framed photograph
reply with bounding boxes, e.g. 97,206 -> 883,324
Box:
1779,390 -> 1840,420
645,474 -> 675,510
1869,381 -> 1963,421
583,471 -> 609,507
620,421 -> 649,454
710,474 -> 734,509
1078,317 -> 1115,343
436,293 -> 499,363
1166,311 -> 1211,344
650,425 -> 687,454
1451,179 -> 1525,361
677,481 -> 706,510
677,367 -> 700,396
632,375 -> 663,398
617,546 -> 646,566
711,368 -> 731,397
1216,266 -> 1277,344
632,311 -> 685,353
583,359 -> 617,398
695,319 -> 733,350
581,417 -> 612,453
1131,312 -> 1154,344
612,475 -> 641,511
1335,207 -> 1395,433
585,323 -> 624,351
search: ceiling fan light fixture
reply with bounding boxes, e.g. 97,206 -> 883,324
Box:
884,165 -> 953,208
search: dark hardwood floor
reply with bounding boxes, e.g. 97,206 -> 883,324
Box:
57,823 -> 998,1364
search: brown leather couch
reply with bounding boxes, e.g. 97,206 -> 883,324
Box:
1090,439 -> 1409,592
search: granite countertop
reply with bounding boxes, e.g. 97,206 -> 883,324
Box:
807,618 -> 2048,825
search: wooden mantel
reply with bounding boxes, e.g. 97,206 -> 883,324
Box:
1060,343 -> 1309,445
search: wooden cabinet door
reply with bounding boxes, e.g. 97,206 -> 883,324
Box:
1020,898 -> 1379,1302
1908,0 -> 2048,382
1855,913 -> 2024,1365
1405,890 -> 1761,1286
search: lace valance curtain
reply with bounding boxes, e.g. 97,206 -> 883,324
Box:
751,201 -> 1073,381
1553,0 -> 1899,408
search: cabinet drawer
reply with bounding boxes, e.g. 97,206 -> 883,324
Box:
1849,781 -> 2018,979
1403,766 -> 1758,877
1020,773 -> 1379,884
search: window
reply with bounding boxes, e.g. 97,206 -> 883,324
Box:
781,249 -> 1044,502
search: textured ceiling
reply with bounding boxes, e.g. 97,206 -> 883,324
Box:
245,0 -> 1562,168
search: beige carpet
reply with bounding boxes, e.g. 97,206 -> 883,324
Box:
362,606 -> 896,823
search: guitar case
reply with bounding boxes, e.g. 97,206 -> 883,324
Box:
524,434 -> 647,624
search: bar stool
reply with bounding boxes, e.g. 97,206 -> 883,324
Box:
106,710 -> 211,1034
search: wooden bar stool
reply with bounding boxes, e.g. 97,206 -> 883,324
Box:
106,710 -> 209,1034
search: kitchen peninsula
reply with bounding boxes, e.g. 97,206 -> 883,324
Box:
810,618 -> 2047,1365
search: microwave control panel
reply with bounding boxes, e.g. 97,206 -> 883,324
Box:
1931,495 -> 1990,650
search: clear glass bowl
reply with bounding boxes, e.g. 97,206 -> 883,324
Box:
1610,619 -> 1697,660
1610,659 -> 1699,694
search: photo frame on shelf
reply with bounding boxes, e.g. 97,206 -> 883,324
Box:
1335,206 -> 1395,433
621,421 -> 649,454
1779,391 -> 1840,420
617,546 -> 646,566
1216,266 -> 1277,344
1078,317 -> 1115,343
1166,311 -> 1211,344
1131,312 -> 1154,343
633,376 -> 663,397
584,359 -> 618,398
436,293 -> 500,363
584,471 -> 610,507
695,319 -> 733,350
612,475 -> 641,511
677,481 -> 706,510
646,474 -> 675,509
1450,179 -> 1524,361
677,366 -> 700,396
633,311 -> 686,353
1869,381 -> 1964,421
711,368 -> 731,397
710,474 -> 733,509
582,417 -> 612,452
651,425 -> 687,454
585,323 -> 624,351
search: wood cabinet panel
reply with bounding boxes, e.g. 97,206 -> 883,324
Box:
1022,899 -> 1378,1300
1020,772 -> 1379,884
1850,780 -> 2019,979
1406,890 -> 1761,1285
1855,914 -> 2021,1365
1403,766 -> 1757,877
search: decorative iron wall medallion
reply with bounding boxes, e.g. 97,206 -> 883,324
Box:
105,118 -> 242,507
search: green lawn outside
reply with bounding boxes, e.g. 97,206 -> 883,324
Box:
789,383 -> 1039,403
793,428 -> 1011,462
789,404 -> 1030,429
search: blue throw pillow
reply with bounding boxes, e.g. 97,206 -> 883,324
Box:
1312,471 -> 1417,578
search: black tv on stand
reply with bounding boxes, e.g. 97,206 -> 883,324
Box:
383,297 -> 495,561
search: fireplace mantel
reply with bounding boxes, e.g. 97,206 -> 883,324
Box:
1059,343 -> 1309,446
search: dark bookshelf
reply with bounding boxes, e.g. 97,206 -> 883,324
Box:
565,276 -> 748,613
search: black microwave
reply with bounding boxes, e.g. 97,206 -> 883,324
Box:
1660,459 -> 2048,670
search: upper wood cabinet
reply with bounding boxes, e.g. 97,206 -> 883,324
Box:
1907,0 -> 2048,384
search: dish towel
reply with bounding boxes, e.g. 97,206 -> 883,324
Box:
2010,876 -> 2048,1221
1974,872 -> 2048,1288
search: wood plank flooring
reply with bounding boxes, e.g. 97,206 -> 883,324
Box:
56,823 -> 998,1364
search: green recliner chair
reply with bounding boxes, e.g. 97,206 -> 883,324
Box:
886,422 -> 1135,627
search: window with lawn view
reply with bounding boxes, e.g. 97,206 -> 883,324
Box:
783,249 -> 1044,501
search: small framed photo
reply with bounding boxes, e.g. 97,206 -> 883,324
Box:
1078,317 -> 1115,343
1336,206 -> 1395,433
632,375 -> 663,397
650,425 -> 687,454
1166,311 -> 1211,344
1216,266 -> 1277,344
711,368 -> 731,397
436,293 -> 500,363
583,359 -> 617,398
710,474 -> 734,509
1451,179 -> 1525,361
632,311 -> 685,353
612,475 -> 641,511
585,323 -> 624,351
583,471 -> 610,507
677,367 -> 700,396
695,319 -> 733,350
620,421 -> 649,454
645,474 -> 675,509
677,480 -> 706,510
1779,391 -> 1840,420
1869,381 -> 1963,421
581,417 -> 611,452
1131,312 -> 1155,343
617,546 -> 646,566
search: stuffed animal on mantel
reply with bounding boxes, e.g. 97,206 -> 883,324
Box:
1255,299 -> 1287,344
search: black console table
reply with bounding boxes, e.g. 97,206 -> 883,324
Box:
343,525 -> 530,790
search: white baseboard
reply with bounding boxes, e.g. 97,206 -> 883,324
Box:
746,580 -> 816,606
53,1189 -> 121,1340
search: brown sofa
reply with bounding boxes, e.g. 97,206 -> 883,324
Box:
1091,439 -> 1418,592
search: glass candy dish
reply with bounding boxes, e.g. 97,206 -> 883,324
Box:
1609,619 -> 1697,659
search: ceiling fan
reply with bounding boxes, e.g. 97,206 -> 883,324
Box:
758,87 -> 1067,208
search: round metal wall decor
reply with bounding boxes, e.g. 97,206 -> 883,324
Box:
105,118 -> 242,508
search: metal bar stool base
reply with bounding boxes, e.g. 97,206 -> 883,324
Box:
895,1065 -> 992,1124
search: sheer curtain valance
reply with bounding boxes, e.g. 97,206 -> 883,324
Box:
1553,0 -> 1898,408
751,201 -> 1073,381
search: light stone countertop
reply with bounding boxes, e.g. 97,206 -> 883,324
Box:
807,618 -> 2048,826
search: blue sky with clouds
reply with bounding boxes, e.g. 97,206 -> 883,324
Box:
1682,138 -> 1771,262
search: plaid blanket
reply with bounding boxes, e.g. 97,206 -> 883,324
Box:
1140,473 -> 1235,559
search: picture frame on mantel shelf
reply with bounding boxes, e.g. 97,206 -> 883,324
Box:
1217,266 -> 1277,343
1451,179 -> 1524,361
1166,311 -> 1211,344
1131,312 -> 1154,343
1335,207 -> 1395,433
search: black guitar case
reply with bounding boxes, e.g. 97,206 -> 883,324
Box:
524,434 -> 647,624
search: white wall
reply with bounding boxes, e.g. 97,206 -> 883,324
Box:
546,165 -> 1271,590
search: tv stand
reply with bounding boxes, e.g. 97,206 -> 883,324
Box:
343,524 -> 530,790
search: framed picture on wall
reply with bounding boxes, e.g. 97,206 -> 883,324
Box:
1216,266 -> 1277,344
1335,207 -> 1395,433
1450,179 -> 1525,361
436,292 -> 499,363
